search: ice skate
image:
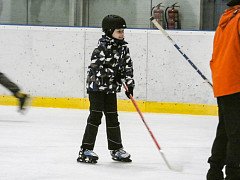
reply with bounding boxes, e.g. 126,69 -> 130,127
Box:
77,148 -> 99,164
110,148 -> 132,162
15,92 -> 31,114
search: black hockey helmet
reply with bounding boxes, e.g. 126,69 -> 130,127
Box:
102,15 -> 127,37
227,0 -> 240,6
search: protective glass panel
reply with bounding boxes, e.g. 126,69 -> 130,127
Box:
0,0 -> 233,30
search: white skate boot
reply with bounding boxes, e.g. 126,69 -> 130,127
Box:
77,148 -> 99,164
110,148 -> 132,162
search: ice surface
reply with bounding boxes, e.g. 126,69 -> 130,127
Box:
0,106 -> 218,180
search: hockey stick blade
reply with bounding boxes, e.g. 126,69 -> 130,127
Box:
160,150 -> 183,172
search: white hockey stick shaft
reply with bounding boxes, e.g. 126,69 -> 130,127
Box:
150,16 -> 213,88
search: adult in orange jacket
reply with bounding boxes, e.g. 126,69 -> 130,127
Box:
207,0 -> 240,179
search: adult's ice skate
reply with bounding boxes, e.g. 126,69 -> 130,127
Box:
77,148 -> 99,164
110,148 -> 132,162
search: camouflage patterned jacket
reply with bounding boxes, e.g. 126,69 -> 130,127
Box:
86,35 -> 135,94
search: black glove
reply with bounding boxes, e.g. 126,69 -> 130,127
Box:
125,86 -> 133,99
115,75 -> 122,84
115,73 -> 124,84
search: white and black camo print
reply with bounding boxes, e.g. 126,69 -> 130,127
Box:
86,35 -> 135,94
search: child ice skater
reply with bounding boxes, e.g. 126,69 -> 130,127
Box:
77,15 -> 135,164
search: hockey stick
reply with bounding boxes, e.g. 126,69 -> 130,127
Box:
150,16 -> 213,88
122,82 -> 181,171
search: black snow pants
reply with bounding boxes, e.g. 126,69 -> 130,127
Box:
0,72 -> 20,96
207,92 -> 240,180
81,91 -> 123,151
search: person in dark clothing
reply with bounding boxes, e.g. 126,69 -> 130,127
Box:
77,15 -> 135,164
207,0 -> 240,179
0,72 -> 30,113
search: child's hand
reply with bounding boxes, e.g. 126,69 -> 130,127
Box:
115,74 -> 124,84
125,86 -> 133,99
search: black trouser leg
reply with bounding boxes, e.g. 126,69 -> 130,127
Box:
207,105 -> 226,180
104,93 -> 123,150
81,92 -> 103,150
81,92 -> 123,151
0,72 -> 20,96
220,93 -> 240,180
207,93 -> 240,180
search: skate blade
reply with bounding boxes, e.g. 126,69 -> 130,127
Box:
77,157 -> 98,164
112,157 -> 132,162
